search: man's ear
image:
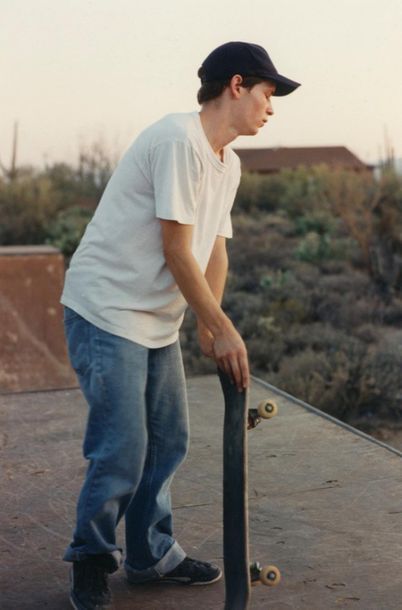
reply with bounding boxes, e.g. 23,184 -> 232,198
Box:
229,74 -> 244,99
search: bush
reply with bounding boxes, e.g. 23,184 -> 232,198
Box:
46,206 -> 93,257
295,231 -> 333,262
0,141 -> 115,248
0,171 -> 60,244
294,209 -> 338,237
234,172 -> 291,214
268,334 -> 402,424
4,153 -> 402,428
194,168 -> 402,426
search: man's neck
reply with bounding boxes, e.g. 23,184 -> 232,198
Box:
199,106 -> 239,160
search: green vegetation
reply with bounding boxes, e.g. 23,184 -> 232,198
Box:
1,156 -> 402,432
181,165 -> 402,431
0,143 -> 113,255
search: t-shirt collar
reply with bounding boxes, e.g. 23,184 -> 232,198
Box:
193,111 -> 228,172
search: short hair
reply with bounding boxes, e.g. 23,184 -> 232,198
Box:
197,68 -> 268,104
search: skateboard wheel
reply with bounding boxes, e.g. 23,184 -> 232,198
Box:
257,399 -> 278,419
260,565 -> 281,586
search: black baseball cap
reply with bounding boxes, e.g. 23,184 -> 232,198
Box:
199,41 -> 301,97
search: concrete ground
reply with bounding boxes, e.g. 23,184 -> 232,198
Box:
1,375 -> 402,610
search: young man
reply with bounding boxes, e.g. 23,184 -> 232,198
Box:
61,41 -> 300,610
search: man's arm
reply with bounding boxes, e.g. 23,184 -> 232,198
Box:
204,235 -> 228,304
196,235 -> 228,358
160,219 -> 249,389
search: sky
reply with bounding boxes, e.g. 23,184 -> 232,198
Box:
2,0 -> 402,169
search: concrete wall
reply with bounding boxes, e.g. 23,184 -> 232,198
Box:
0,246 -> 77,392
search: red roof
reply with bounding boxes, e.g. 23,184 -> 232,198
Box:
234,146 -> 373,173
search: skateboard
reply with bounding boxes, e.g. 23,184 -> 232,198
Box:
218,368 -> 280,610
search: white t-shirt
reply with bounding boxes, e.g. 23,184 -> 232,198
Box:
61,111 -> 241,348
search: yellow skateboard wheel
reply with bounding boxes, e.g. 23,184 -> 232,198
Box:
260,565 -> 281,586
257,399 -> 278,419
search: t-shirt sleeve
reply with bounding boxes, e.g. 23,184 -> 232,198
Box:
150,139 -> 202,224
218,208 -> 233,239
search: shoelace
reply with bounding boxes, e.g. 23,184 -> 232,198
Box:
173,558 -> 208,576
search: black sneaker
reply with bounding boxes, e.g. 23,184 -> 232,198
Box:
127,557 -> 222,586
164,557 -> 222,585
70,560 -> 113,609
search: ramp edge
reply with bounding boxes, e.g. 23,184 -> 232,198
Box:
252,374 -> 402,458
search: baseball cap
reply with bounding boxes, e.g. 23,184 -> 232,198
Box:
199,41 -> 301,97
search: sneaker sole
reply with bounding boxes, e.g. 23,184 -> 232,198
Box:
127,571 -> 223,586
69,593 -> 81,610
70,592 -> 114,609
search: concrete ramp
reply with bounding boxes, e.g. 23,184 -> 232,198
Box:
0,375 -> 401,609
0,246 -> 76,392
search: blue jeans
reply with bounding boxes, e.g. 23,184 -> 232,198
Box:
63,307 -> 189,579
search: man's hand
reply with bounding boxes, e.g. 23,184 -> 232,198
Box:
197,320 -> 249,390
213,323 -> 249,391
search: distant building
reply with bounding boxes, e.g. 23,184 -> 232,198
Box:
234,146 -> 374,174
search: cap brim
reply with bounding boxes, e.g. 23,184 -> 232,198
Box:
268,74 -> 301,96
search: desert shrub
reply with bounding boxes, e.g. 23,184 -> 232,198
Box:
282,323 -> 352,355
230,310 -> 286,372
295,231 -> 333,262
362,341 -> 402,421
308,271 -> 376,329
182,168 -> 402,426
234,172 -> 292,214
74,141 -> 115,203
0,141 -> 115,249
46,206 -> 93,257
294,210 -> 338,236
323,169 -> 379,254
273,166 -> 335,219
267,328 -> 402,424
234,165 -> 339,218
0,171 -> 60,244
352,323 -> 381,344
323,168 -> 402,295
229,214 -> 296,282
330,237 -> 361,262
42,144 -> 113,211
258,270 -> 313,326
222,291 -> 263,327
234,173 -> 270,213
267,348 -> 337,412
259,269 -> 295,290
315,270 -> 371,297
42,163 -> 84,210
267,340 -> 358,421
381,298 -> 402,324
282,167 -> 401,292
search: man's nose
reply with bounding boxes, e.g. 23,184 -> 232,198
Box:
266,101 -> 274,116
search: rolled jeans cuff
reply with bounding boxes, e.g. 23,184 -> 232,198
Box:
124,542 -> 186,582
63,548 -> 122,573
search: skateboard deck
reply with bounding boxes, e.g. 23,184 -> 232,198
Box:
218,369 -> 280,610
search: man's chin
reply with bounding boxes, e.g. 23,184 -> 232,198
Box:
241,127 -> 259,136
